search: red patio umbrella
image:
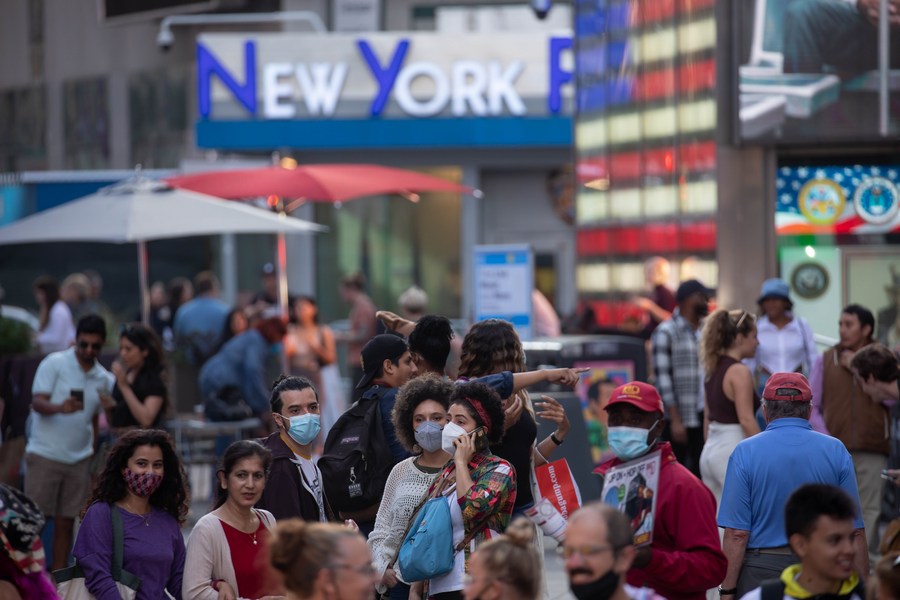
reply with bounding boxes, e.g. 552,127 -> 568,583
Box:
166,163 -> 480,203
166,163 -> 480,319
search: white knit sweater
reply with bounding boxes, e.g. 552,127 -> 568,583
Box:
368,456 -> 442,591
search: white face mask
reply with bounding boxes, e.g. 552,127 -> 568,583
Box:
441,422 -> 468,456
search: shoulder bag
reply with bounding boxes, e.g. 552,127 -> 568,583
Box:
396,469 -> 479,583
54,504 -> 141,600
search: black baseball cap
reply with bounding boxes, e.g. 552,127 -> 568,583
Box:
676,279 -> 715,303
356,334 -> 409,390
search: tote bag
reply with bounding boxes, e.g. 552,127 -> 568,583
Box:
54,505 -> 141,599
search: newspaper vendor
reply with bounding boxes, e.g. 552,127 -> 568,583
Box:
594,381 -> 726,600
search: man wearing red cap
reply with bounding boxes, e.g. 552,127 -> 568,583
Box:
594,381 -> 726,600
717,373 -> 867,599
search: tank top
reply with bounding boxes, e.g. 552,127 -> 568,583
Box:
706,356 -> 760,424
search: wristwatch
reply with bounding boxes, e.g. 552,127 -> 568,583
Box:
718,586 -> 737,596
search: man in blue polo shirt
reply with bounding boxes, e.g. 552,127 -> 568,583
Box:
717,373 -> 867,599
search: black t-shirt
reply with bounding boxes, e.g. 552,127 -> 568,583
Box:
110,370 -> 168,428
493,408 -> 537,510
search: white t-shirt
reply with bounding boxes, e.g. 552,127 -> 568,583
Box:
27,347 -> 113,464
294,452 -> 326,522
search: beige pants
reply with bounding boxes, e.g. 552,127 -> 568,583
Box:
700,422 -> 745,513
851,450 -> 887,558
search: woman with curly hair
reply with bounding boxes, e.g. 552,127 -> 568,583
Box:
183,440 -> 281,600
105,323 -> 169,430
698,309 -> 760,508
409,381 -> 515,600
72,429 -> 188,599
462,517 -> 541,600
458,318 -> 572,518
369,374 -> 453,600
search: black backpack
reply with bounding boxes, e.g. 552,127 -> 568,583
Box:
318,386 -> 395,514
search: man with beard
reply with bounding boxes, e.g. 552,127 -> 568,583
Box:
593,381 -> 726,600
810,304 -> 885,556
562,502 -> 665,600
651,279 -> 714,476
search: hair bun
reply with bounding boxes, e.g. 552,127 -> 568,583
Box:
503,517 -> 535,547
269,520 -> 308,573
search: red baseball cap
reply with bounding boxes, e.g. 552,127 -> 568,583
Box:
605,381 -> 665,414
763,372 -> 812,402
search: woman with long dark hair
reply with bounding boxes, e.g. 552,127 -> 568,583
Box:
72,429 -> 188,599
183,440 -> 281,600
32,275 -> 75,354
106,323 -> 169,430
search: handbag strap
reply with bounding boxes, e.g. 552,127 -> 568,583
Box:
386,463 -> 483,568
109,503 -> 126,580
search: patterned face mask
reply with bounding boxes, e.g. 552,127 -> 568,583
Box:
123,468 -> 164,497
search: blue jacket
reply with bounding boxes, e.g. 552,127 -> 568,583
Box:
198,329 -> 271,414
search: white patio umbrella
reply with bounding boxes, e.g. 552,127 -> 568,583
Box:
0,177 -> 326,323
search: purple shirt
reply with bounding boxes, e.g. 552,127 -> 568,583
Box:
73,502 -> 185,600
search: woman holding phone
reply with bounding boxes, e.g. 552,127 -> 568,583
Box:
106,323 -> 169,431
410,381 -> 515,600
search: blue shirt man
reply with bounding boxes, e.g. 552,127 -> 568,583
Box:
172,271 -> 229,365
717,373 -> 867,599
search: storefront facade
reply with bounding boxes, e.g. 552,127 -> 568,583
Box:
195,29 -> 577,321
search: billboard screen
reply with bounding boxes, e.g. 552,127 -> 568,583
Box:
735,0 -> 900,143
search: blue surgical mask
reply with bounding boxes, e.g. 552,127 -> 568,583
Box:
607,421 -> 659,462
284,413 -> 321,446
414,422 -> 444,453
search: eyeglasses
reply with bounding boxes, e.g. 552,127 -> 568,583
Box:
556,544 -> 615,559
328,561 -> 378,577
78,341 -> 103,351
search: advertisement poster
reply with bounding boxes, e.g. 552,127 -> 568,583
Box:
575,360 -> 635,464
600,450 -> 660,546
735,0 -> 899,143
775,165 -> 900,236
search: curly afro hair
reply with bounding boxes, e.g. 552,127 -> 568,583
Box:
451,380 -> 506,444
392,374 -> 454,453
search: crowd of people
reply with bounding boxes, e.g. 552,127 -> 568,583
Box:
2,265 -> 900,600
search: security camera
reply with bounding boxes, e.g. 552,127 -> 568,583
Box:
530,0 -> 552,19
156,25 -> 174,51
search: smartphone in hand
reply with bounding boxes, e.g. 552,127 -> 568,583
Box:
70,389 -> 84,410
470,427 -> 490,453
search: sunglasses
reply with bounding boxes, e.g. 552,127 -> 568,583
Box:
78,341 -> 103,351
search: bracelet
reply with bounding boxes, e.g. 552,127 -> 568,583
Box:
550,432 -> 564,446
211,580 -> 221,592
718,587 -> 737,596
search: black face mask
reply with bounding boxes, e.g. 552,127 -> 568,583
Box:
695,302 -> 710,318
570,568 -> 620,600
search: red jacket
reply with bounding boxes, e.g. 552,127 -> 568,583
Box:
594,442 -> 726,600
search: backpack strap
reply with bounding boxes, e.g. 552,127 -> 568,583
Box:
109,503 -> 126,581
760,578 -> 785,600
